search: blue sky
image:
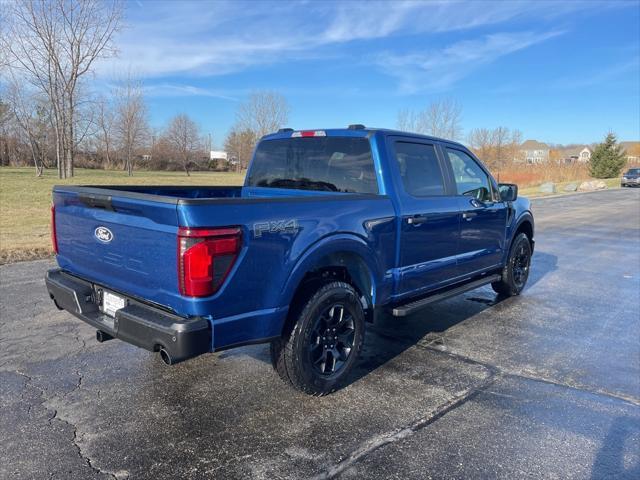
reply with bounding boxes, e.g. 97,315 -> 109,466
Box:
98,0 -> 640,147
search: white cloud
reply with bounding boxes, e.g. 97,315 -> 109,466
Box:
375,30 -> 565,93
94,0 -> 626,92
142,83 -> 239,100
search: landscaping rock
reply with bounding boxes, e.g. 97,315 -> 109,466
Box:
563,182 -> 579,192
539,182 -> 556,194
578,180 -> 607,191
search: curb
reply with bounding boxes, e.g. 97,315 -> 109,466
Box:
529,186 -> 624,201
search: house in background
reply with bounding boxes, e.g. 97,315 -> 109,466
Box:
209,150 -> 240,170
519,140 -> 550,164
210,150 -> 228,162
558,146 -> 592,163
620,141 -> 640,164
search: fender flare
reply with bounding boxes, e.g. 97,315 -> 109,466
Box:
511,211 -> 535,251
279,233 -> 383,309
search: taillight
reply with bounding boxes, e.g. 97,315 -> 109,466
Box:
51,204 -> 59,254
291,130 -> 326,137
177,227 -> 241,297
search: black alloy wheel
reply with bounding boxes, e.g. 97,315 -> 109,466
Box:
270,281 -> 365,395
308,303 -> 356,376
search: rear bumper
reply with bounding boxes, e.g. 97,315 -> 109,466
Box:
45,269 -> 211,363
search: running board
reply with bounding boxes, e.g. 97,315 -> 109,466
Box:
392,274 -> 502,317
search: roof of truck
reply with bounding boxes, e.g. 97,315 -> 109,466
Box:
261,126 -> 468,150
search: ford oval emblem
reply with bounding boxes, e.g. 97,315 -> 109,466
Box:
94,226 -> 113,243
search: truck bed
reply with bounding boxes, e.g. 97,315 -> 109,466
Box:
59,184 -> 364,205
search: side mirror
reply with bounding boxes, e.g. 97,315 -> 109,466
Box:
499,183 -> 518,202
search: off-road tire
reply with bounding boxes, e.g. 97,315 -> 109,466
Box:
270,281 -> 365,396
492,232 -> 532,297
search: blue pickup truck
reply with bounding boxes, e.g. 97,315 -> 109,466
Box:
46,125 -> 534,395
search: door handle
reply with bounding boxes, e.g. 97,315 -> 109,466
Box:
407,214 -> 428,225
462,211 -> 478,221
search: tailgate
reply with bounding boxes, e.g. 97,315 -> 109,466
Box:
53,187 -> 180,311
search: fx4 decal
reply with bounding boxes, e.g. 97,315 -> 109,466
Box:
253,219 -> 299,238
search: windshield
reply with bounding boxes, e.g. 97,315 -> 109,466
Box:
246,137 -> 378,194
626,169 -> 640,175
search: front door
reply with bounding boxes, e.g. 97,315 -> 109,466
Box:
443,147 -> 508,276
388,139 -> 461,298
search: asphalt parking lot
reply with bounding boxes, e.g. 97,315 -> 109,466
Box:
1,188 -> 639,479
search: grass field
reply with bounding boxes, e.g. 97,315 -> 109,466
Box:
0,167 -> 245,264
0,166 -> 622,264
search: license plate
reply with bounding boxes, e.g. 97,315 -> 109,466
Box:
101,290 -> 126,317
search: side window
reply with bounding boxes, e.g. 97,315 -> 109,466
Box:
446,148 -> 494,202
394,142 -> 446,197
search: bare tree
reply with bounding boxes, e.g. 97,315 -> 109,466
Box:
1,0 -> 123,178
508,129 -> 523,167
236,91 -> 290,139
396,99 -> 463,140
0,95 -> 15,166
491,126 -> 510,170
467,126 -> 524,171
5,79 -> 51,176
114,75 -> 148,176
164,113 -> 201,176
467,128 -> 493,164
396,108 -> 420,133
419,99 -> 463,140
224,127 -> 258,171
96,96 -> 115,169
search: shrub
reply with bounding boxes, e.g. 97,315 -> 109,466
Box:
589,133 -> 627,178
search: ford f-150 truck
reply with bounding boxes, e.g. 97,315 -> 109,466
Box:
46,125 -> 534,395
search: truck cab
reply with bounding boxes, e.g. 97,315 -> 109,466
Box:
46,126 -> 534,395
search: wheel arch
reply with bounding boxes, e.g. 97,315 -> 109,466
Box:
514,214 -> 535,251
279,235 -> 381,334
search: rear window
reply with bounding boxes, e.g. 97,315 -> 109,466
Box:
246,137 -> 378,194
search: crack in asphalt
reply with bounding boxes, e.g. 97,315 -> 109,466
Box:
310,370 -> 498,480
416,339 -> 640,407
501,370 -> 640,407
13,369 -> 117,480
372,329 -> 640,407
309,329 -> 640,479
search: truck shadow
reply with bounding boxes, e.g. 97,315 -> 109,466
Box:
344,250 -> 558,388
527,250 -> 558,289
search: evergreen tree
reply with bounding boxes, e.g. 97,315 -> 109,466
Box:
589,133 -> 627,178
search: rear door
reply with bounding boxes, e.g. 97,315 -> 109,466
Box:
442,147 -> 508,275
53,187 -> 180,309
388,137 -> 461,298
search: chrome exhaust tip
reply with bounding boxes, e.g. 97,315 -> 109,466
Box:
159,347 -> 173,366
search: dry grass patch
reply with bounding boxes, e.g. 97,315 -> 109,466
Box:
0,167 -> 245,264
493,163 -> 592,187
492,163 -> 621,197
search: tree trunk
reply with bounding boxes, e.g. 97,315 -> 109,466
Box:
127,145 -> 133,176
55,126 -> 64,179
104,143 -> 110,169
27,139 -> 41,177
65,148 -> 73,177
64,117 -> 74,178
184,155 -> 190,176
